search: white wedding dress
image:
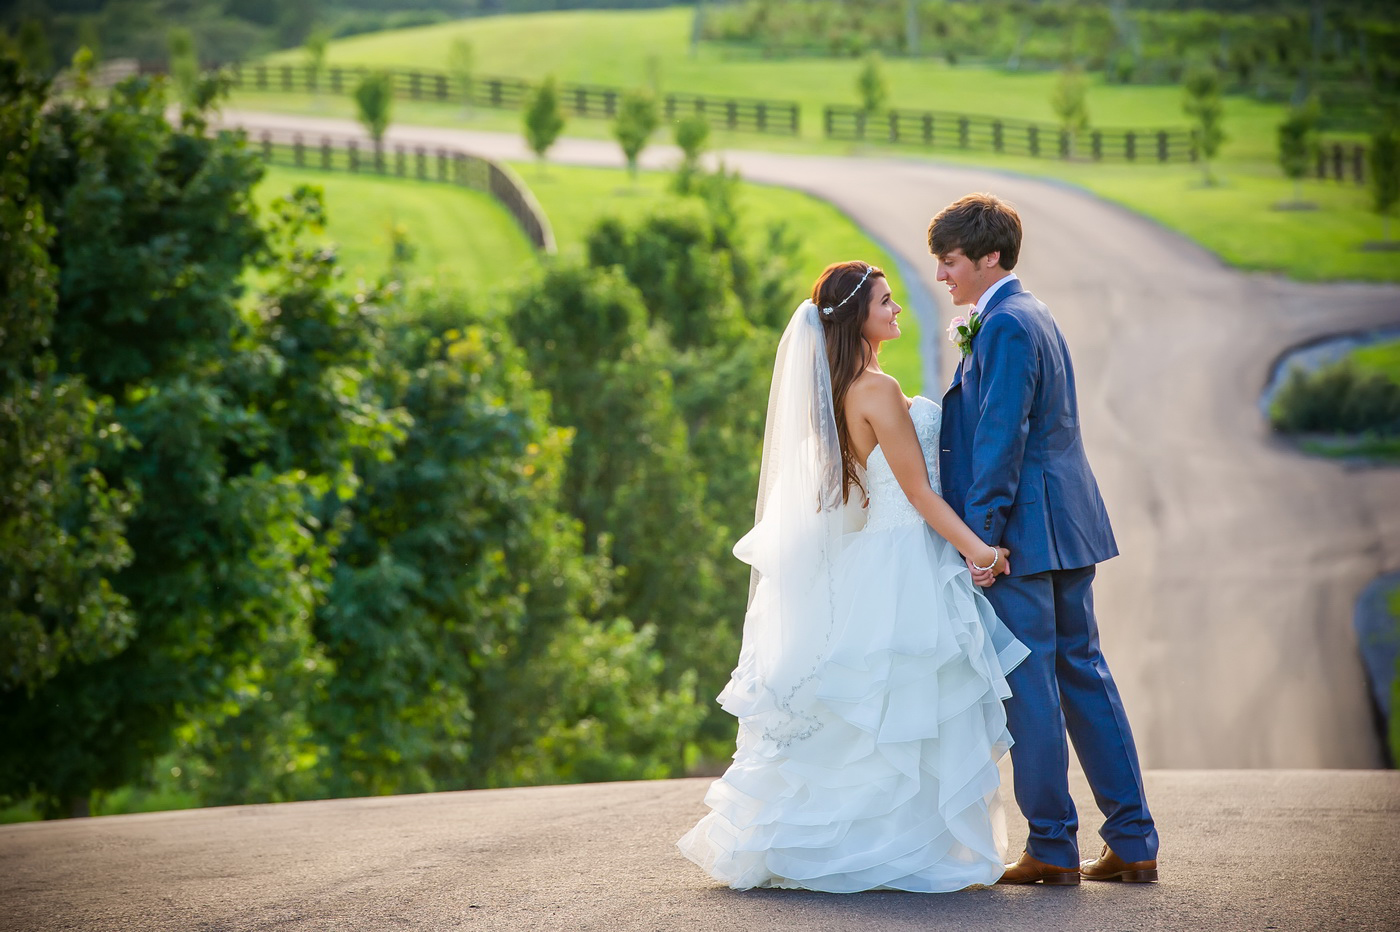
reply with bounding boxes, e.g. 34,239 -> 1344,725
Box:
677,395 -> 1029,892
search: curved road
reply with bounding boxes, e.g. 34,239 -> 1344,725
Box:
221,111 -> 1400,768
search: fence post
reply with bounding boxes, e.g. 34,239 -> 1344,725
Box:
824,107 -> 832,138
1059,129 -> 1070,159
1091,130 -> 1103,161
281,64 -> 293,92
605,90 -> 617,118
454,154 -> 467,186
889,111 -> 899,143
1352,145 -> 1366,184
395,145 -> 405,177
1028,124 -> 1039,157
1331,143 -> 1343,181
790,104 -> 798,136
856,110 -> 866,141
321,137 -> 331,170
415,146 -> 426,180
1158,131 -> 1168,163
260,132 -> 272,162
727,100 -> 737,130
293,133 -> 304,167
757,102 -> 767,133
992,120 -> 1003,153
1125,130 -> 1136,162
409,71 -> 421,100
922,113 -> 933,146
348,140 -> 358,173
490,79 -> 502,108
958,116 -> 970,149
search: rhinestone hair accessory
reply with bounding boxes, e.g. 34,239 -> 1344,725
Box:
820,265 -> 874,317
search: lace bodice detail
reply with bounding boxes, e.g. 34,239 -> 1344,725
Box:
863,396 -> 942,533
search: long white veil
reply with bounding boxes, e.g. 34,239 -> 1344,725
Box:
719,300 -> 861,751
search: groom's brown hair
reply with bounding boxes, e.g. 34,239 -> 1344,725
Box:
927,193 -> 1022,271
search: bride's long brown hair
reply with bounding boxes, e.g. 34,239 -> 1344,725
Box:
812,261 -> 884,502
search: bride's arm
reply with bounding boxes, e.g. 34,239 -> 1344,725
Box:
858,375 -> 1009,572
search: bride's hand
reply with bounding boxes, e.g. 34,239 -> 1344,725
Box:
966,547 -> 1011,587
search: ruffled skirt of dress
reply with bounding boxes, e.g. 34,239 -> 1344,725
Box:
676,524 -> 1030,892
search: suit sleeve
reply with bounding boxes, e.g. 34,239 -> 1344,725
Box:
965,314 -> 1037,546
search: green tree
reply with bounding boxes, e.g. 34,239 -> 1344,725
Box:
16,19 -> 52,76
0,60 -> 135,701
1051,65 -> 1091,159
304,26 -> 329,99
0,69 -> 398,818
1277,100 -> 1320,206
671,114 -> 710,194
166,26 -> 198,108
856,52 -> 889,116
614,89 -> 660,181
354,71 -> 394,166
1369,127 -> 1400,243
523,75 -> 566,169
1183,63 -> 1227,185
448,36 -> 475,117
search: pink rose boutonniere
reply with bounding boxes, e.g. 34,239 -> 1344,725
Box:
946,310 -> 984,358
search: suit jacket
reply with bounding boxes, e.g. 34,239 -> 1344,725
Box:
939,279 -> 1117,576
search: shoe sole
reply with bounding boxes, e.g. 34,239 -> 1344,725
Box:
1084,869 -> 1158,883
997,873 -> 1081,885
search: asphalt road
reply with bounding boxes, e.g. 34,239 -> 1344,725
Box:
217,111 -> 1400,769
4,771 -> 1398,932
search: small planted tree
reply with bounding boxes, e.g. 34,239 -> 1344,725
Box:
1051,65 -> 1090,159
1183,63 -> 1226,185
448,37 -> 474,117
304,26 -> 329,99
354,71 -> 394,167
1276,100 -> 1319,208
167,26 -> 198,108
614,89 -> 660,181
1369,127 -> 1400,245
856,52 -> 888,117
524,76 -> 566,171
672,114 -> 710,194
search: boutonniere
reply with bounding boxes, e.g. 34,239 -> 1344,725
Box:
946,311 -> 983,358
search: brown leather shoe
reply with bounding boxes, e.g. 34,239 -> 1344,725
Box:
996,851 -> 1081,885
1080,844 -> 1159,883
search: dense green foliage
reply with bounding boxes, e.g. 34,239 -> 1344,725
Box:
353,69 -> 394,148
1370,127 -> 1400,241
0,55 -> 728,818
1270,358 -> 1400,436
1183,63 -> 1226,183
1277,100 -> 1320,203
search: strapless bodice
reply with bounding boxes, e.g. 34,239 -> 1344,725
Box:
863,396 -> 941,533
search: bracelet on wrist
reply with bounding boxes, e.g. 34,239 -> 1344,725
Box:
971,548 -> 1000,572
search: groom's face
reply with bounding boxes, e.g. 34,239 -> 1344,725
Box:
935,249 -> 1002,307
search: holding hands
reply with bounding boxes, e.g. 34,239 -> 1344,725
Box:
968,546 -> 1011,588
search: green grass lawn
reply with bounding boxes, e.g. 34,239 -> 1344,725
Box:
1352,339 -> 1400,386
254,165 -> 537,298
237,7 -> 1399,284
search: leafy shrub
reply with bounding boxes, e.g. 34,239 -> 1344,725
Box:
1270,359 -> 1400,436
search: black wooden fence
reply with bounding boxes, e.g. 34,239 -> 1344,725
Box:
177,61 -> 801,137
824,105 -> 1197,164
1315,141 -> 1368,185
249,129 -> 554,252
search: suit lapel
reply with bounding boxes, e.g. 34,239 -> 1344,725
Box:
945,279 -> 1022,396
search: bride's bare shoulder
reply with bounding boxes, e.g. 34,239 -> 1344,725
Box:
846,370 -> 907,414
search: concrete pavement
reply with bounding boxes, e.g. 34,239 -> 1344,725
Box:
4,772 -> 1398,931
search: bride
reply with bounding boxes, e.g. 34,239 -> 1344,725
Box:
677,261 -> 1029,893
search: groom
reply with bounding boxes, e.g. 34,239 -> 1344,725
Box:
931,193 -> 1159,885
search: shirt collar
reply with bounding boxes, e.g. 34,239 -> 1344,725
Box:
974,272 -> 1019,317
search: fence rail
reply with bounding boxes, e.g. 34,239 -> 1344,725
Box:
247,129 -> 554,252
823,105 -> 1197,164
160,61 -> 801,137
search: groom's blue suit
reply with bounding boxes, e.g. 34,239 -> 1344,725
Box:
940,279 -> 1159,867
